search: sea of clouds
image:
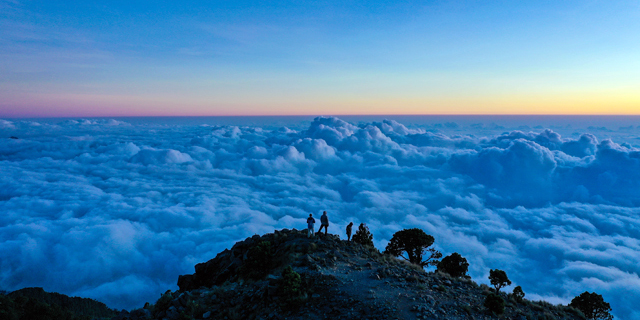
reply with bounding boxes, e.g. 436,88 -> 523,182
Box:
1,116 -> 640,319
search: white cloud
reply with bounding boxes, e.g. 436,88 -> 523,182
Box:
1,116 -> 639,319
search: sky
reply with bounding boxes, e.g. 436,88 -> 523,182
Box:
2,116 -> 640,319
1,0 -> 640,117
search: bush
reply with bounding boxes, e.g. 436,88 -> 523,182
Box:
569,291 -> 613,320
241,241 -> 273,279
512,285 -> 525,302
484,293 -> 505,315
489,269 -> 511,294
352,223 -> 374,247
437,252 -> 469,277
279,266 -> 301,299
384,228 -> 442,268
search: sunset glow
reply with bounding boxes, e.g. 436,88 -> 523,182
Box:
2,0 -> 639,117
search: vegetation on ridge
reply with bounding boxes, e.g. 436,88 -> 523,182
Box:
436,252 -> 469,278
384,228 -> 442,268
351,223 -> 373,247
118,227 -> 612,320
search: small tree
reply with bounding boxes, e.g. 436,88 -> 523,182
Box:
569,291 -> 613,320
437,252 -> 469,277
352,223 -> 374,247
488,269 -> 511,294
384,228 -> 442,268
512,286 -> 525,302
279,265 -> 301,299
484,293 -> 505,315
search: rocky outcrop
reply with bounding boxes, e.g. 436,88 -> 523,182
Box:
178,229 -> 337,291
115,228 -> 587,320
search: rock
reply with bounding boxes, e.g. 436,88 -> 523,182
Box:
178,292 -> 190,307
129,308 -> 151,319
177,274 -> 194,291
265,274 -> 279,281
202,311 -> 211,318
165,306 -> 178,320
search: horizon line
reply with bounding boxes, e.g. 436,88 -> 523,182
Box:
5,113 -> 640,120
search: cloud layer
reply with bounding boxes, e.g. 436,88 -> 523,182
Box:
1,116 -> 639,319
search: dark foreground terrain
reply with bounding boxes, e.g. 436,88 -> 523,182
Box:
0,287 -> 117,320
114,229 -> 586,320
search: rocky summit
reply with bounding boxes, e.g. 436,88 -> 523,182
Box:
114,229 -> 586,320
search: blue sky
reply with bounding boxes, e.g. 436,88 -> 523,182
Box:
1,0 -> 639,116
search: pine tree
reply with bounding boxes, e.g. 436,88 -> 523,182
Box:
352,223 -> 374,246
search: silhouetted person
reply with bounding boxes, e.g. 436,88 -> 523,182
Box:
346,222 -> 354,241
318,211 -> 329,235
306,214 -> 315,237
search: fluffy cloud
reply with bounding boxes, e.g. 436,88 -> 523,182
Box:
1,116 -> 639,319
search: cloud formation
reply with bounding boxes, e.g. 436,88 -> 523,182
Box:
1,116 -> 639,319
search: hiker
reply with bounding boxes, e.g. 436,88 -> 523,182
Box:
346,222 -> 354,241
318,211 -> 329,235
306,214 -> 316,237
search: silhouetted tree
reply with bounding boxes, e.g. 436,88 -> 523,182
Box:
352,223 -> 374,247
437,252 -> 469,277
384,228 -> 442,268
489,269 -> 511,294
512,286 -> 525,302
569,291 -> 613,320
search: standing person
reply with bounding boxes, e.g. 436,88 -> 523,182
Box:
346,222 -> 354,241
306,214 -> 316,237
318,211 -> 329,235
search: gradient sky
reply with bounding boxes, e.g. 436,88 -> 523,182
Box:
1,0 -> 639,117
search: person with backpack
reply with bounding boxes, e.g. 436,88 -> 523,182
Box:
318,211 -> 329,235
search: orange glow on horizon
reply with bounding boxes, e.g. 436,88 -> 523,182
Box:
2,90 -> 639,118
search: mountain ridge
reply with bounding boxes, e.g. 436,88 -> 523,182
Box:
114,228 -> 588,320
0,286 -> 117,320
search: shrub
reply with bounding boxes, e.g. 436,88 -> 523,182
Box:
484,293 -> 505,315
384,228 -> 442,268
280,266 -> 301,298
512,285 -> 525,302
437,252 -> 469,277
569,291 -> 613,320
241,241 -> 273,279
352,223 -> 374,247
489,269 -> 511,294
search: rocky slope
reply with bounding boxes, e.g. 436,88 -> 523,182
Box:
115,229 -> 586,320
1,287 -> 117,320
